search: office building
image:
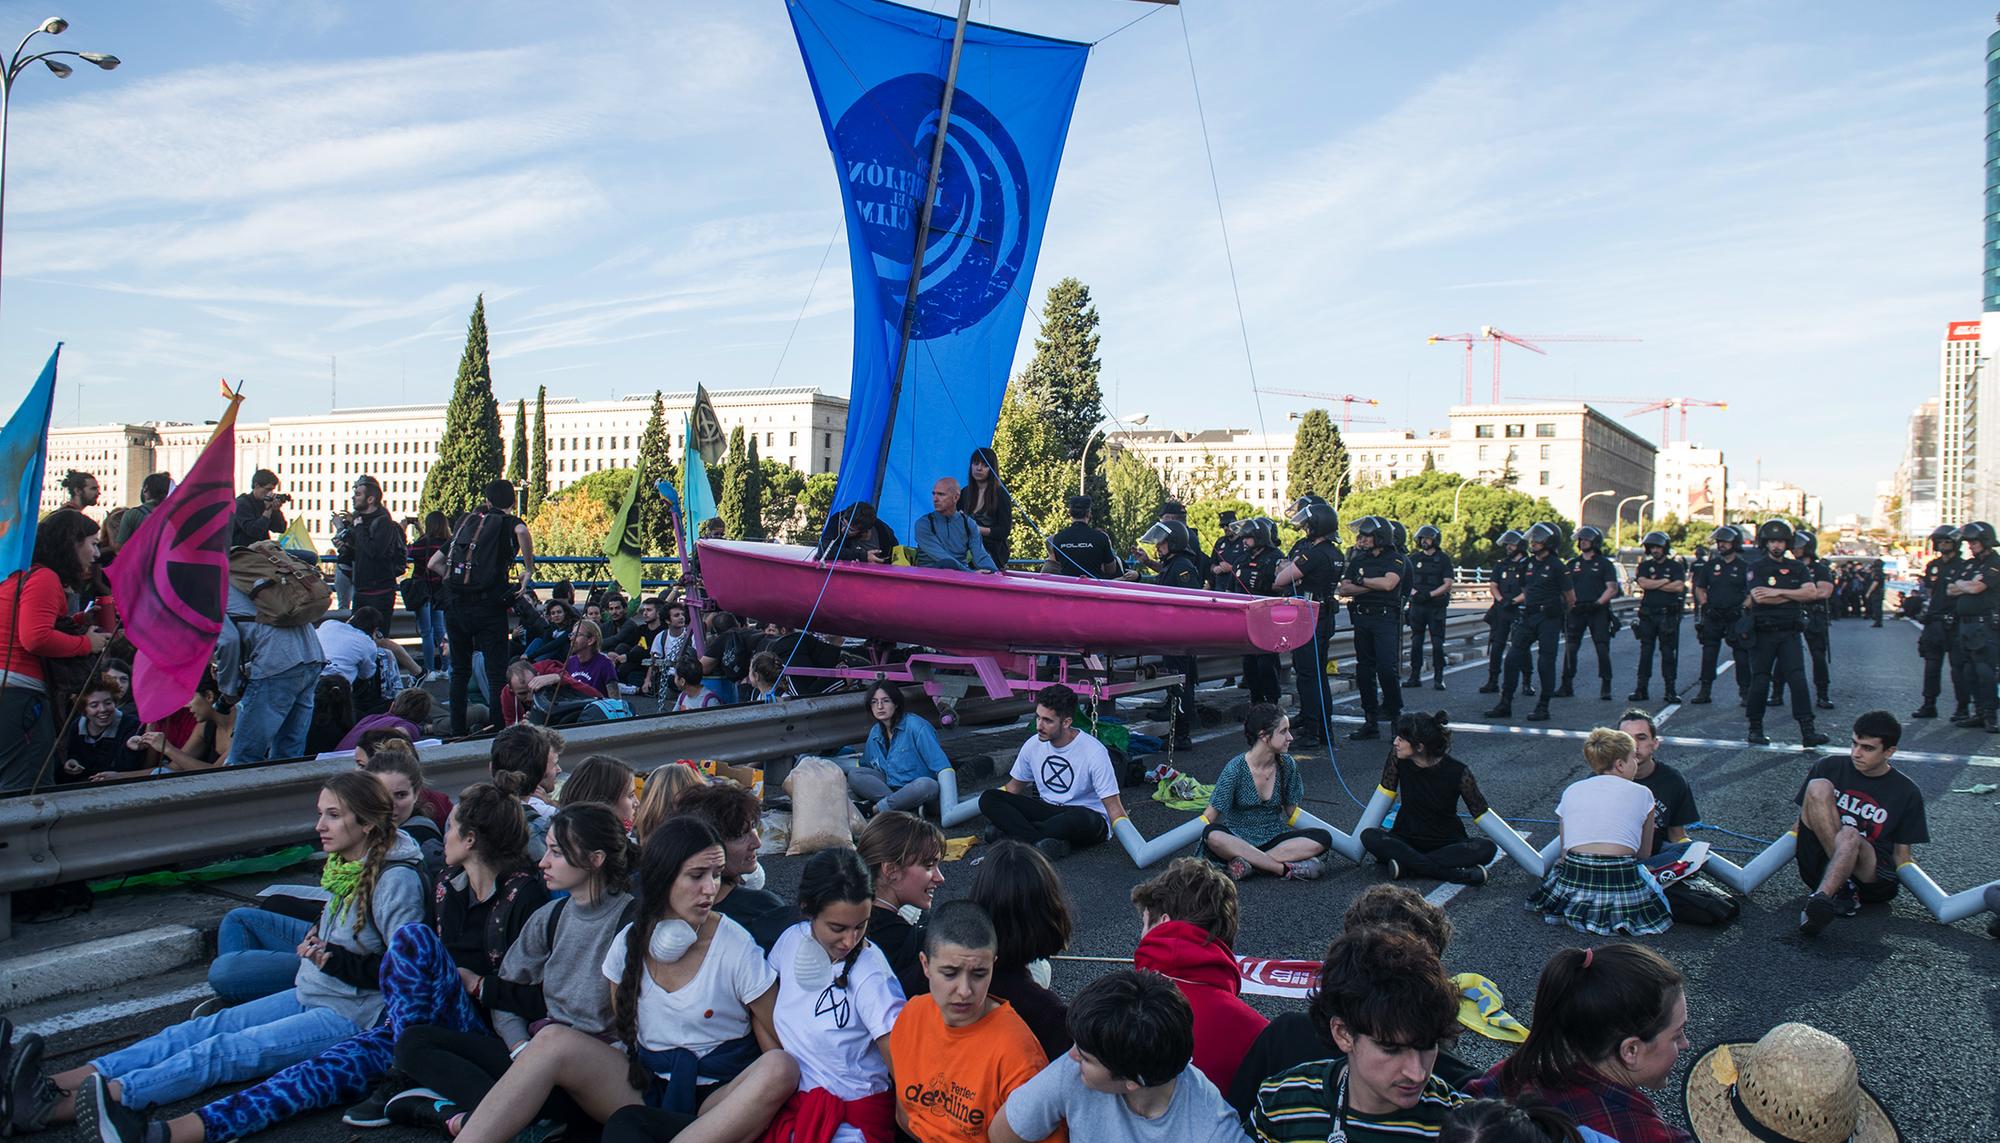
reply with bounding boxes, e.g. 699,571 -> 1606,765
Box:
1441,403 -> 1657,534
1893,398 -> 1939,538
1653,441 -> 1727,529
1105,429 -> 1297,515
1940,320 -> 1981,521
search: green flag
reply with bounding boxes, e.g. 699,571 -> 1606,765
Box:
602,465 -> 646,600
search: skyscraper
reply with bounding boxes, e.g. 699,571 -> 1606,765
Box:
1940,321 -> 1980,521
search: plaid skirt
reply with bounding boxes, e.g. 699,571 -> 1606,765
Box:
1527,852 -> 1672,936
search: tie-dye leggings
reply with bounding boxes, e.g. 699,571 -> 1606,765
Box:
194,922 -> 487,1141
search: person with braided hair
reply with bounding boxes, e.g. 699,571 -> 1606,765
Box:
14,772 -> 429,1139
446,817 -> 795,1143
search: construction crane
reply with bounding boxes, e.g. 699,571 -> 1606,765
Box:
1427,327 -> 1641,403
1258,388 -> 1385,432
1510,394 -> 1728,446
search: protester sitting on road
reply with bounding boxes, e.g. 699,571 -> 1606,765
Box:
350,727 -> 451,833
559,754 -> 639,831
913,476 -> 999,572
757,847 -> 907,1142
1469,944 -> 1692,1143
1794,710 -> 1928,938
334,689 -> 432,754
129,675 -> 234,776
1360,710 -> 1498,886
888,900 -> 1048,1143
560,619 -> 620,700
13,773 -> 429,1139
315,608 -> 383,690
675,781 -> 796,952
993,968 -> 1248,1143
102,657 -> 134,715
230,468 -> 288,548
452,817 -> 797,1143
1248,924 -> 1467,1141
1201,703 -> 1333,882
837,680 -> 951,815
60,672 -> 145,782
671,658 -> 721,712
978,683 -> 1125,860
365,747 -> 446,882
632,762 -> 703,844
1441,1099 -> 1595,1143
1528,729 -> 1671,937
490,723 -> 561,861
1130,858 -> 1267,1095
1614,710 -> 1741,928
855,810 -> 946,1000
494,658 -> 540,728
0,508 -> 114,791
699,610 -> 759,702
522,601 -> 576,664
968,840 -> 1074,1062
305,675 -> 357,757
1678,1022 -> 1899,1143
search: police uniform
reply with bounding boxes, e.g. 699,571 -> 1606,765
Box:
1950,544 -> 2000,730
1482,549 -> 1529,693
1775,555 -> 1835,709
1345,538 -> 1406,734
1499,548 -> 1570,712
1148,548 -> 1208,746
1916,548 -> 1970,718
1630,551 -> 1687,700
1743,550 -> 1817,739
1560,550 -> 1621,697
1287,535 -> 1344,742
1234,541 -> 1284,706
1404,542 -> 1455,688
1865,563 -> 1887,626
1693,554 -> 1753,702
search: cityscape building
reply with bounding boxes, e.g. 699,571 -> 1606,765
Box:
1892,397 -> 1939,539
1653,441 -> 1727,529
1939,320 -> 1981,522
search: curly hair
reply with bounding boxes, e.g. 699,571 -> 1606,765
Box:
1130,858 -> 1239,948
1342,883 -> 1452,956
1306,924 -> 1458,1050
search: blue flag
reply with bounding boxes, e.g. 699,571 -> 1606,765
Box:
682,416 -> 717,534
0,345 -> 60,578
786,0 -> 1088,538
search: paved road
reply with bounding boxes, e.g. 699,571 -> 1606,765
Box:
43,615 -> 2000,1140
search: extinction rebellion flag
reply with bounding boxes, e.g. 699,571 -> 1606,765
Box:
602,465 -> 647,602
109,383 -> 244,722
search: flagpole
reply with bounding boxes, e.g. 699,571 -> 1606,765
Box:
869,0 -> 971,506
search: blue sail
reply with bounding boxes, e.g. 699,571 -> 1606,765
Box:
785,0 -> 1088,541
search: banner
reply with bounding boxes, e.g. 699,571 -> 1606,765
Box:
691,383 -> 727,470
277,515 -> 316,557
0,345 -> 60,579
682,416 -> 718,537
603,465 -> 646,600
786,0 -> 1088,538
108,387 -> 244,723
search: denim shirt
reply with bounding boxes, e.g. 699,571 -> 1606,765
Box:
215,584 -> 326,694
864,714 -> 951,788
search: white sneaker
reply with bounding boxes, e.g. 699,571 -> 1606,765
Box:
189,996 -> 225,1019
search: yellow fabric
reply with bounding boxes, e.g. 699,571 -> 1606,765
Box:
942,836 -> 979,862
1454,972 -> 1529,1043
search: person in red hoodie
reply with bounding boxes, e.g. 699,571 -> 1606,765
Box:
0,509 -> 114,792
1129,858 -> 1267,1095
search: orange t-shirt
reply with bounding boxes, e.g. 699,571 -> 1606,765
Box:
890,995 -> 1065,1143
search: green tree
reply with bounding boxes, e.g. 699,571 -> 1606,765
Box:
551,466 -> 637,515
506,399 -> 528,487
1016,277 -> 1105,462
802,472 -> 839,541
992,387 -> 1072,559
1168,450 -> 1238,504
740,436 -> 765,539
636,391 -> 679,555
421,295 -> 505,518
759,459 -> 808,541
528,490 -> 614,560
1338,470 -> 1568,567
1285,409 -> 1350,506
719,427 -> 770,540
1104,449 -> 1168,552
527,385 -> 549,518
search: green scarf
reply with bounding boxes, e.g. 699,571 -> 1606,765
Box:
321,853 -> 364,916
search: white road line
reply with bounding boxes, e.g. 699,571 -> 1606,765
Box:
1424,831 -> 1526,908
1321,713 -> 1997,766
19,983 -> 212,1038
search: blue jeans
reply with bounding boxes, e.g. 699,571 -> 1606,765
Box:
209,909 -> 310,1004
228,663 -> 320,765
415,600 -> 448,675
91,989 -> 361,1112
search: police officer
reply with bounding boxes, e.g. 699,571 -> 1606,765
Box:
1479,529 -> 1530,696
1772,528 -> 1835,712
1555,525 -> 1620,700
1946,520 -> 2000,732
1403,525 -> 1455,691
1628,531 -> 1686,703
1912,525 -> 1969,720
1127,517 -> 1207,748
1741,519 -> 1829,748
1279,499 -> 1344,747
1483,521 -> 1570,721
1227,517 -> 1285,705
1337,515 -> 1405,739
1865,559 -> 1887,626
1690,525 -> 1753,705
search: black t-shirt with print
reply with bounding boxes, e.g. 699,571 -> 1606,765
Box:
1634,760 -> 1699,859
1793,755 -> 1928,868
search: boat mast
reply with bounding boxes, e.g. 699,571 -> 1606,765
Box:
869,0 -> 971,506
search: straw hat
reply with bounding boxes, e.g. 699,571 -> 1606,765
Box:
1682,1023 -> 1899,1143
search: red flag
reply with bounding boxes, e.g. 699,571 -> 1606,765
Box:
108,393 -> 244,723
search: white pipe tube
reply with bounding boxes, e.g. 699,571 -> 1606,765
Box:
1476,811 -> 1549,878
1896,864 -> 2000,924
935,769 -> 982,828
1112,815 -> 1208,868
1733,831 -> 1798,893
1353,786 -> 1395,836
1293,808 -> 1363,863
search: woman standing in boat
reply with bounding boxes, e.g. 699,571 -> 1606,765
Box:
961,447 -> 1013,571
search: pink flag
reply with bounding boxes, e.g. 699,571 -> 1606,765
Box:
108,390 -> 243,723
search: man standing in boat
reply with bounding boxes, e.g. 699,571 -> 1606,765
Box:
1278,499 -> 1343,749
1337,515 -> 1404,740
914,477 -> 999,573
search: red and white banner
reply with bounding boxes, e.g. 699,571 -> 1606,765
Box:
1236,956 -> 1323,999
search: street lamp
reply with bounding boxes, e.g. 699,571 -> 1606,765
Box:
1638,499 -> 1656,531
1080,412 -> 1148,494
1578,489 -> 1615,533
1451,470 -> 1496,524
0,16 -> 120,315
1615,494 -> 1647,547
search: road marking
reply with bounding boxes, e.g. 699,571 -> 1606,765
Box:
1424,831 -> 1526,908
1322,714 -> 1996,766
19,983 -> 212,1038
1331,657 -> 1489,705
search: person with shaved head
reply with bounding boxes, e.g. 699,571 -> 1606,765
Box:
914,476 -> 998,572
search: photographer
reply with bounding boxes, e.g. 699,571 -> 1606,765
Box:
329,511 -> 355,610
230,469 -> 289,549
341,475 -> 409,619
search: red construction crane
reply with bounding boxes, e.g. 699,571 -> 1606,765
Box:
1258,388 -> 1385,432
1428,327 -> 1641,403
1511,394 -> 1728,445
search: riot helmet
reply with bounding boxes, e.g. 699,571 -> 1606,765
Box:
1755,518 -> 1794,549
1242,516 -> 1278,549
1929,524 -> 1961,553
1351,515 -> 1389,548
1641,530 -> 1669,553
1138,519 -> 1193,558
1574,525 -> 1603,552
1961,520 -> 1997,549
1790,528 -> 1817,559
1709,525 -> 1741,552
1414,524 -> 1441,549
1289,500 -> 1338,539
1498,528 -> 1525,555
1387,520 -> 1408,552
1525,521 -> 1560,552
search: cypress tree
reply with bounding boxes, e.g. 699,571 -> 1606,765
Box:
420,295 -> 505,518
741,435 -> 765,539
720,426 -> 749,539
1285,409 -> 1351,507
506,399 -> 528,487
1016,277 -> 1105,461
527,385 -> 549,517
636,391 -> 679,555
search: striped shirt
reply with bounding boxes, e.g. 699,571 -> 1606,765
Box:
1251,1059 -> 1463,1141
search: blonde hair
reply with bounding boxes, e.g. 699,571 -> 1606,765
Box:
571,619 -> 602,654
1582,728 -> 1635,774
633,763 -> 704,842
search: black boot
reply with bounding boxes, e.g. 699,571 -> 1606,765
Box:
1987,711 -> 2000,734
1402,675 -> 1422,688
1599,680 -> 1614,701
1815,693 -> 1835,711
1952,711 -> 1984,728
1521,678 -> 1536,696
1628,684 -> 1650,701
1690,686 -> 1712,705
1347,721 -> 1381,741
1798,721 -> 1829,748
1552,681 -> 1575,699
1662,687 -> 1681,705
1747,723 -> 1771,746
1911,703 -> 1938,718
1478,675 -> 1500,694
1951,704 -> 1971,723
1433,676 -> 1446,691
1483,699 -> 1513,719
1526,702 -> 1551,721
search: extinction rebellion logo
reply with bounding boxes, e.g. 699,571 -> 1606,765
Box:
834,74 -> 1031,339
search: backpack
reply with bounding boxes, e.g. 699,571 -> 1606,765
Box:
441,509 -> 518,601
228,541 -> 333,628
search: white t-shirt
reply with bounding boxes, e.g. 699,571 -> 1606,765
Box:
316,620 -> 379,684
768,921 -> 905,1142
1556,774 -> 1657,852
1009,730 -> 1119,819
1002,1055 -> 1248,1143
600,914 -> 777,1055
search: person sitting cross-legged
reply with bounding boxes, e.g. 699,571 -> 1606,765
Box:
1200,704 -> 1333,882
977,684 -> 1125,861
1794,710 -> 1928,937
1359,710 -> 1498,886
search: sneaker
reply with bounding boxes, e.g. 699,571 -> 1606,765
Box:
343,1077 -> 411,1129
77,1073 -> 158,1143
1033,838 -> 1071,862
386,1088 -> 459,1134
188,996 -> 225,1020
1448,865 -> 1488,886
1798,892 -> 1837,936
1833,882 -> 1862,918
1383,859 -> 1402,881
4,1030 -> 57,1137
1224,857 -> 1253,882
1283,857 -> 1324,881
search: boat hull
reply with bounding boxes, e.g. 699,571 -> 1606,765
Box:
696,540 -> 1319,656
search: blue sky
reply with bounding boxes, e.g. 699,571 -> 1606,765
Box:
0,1 -> 1988,516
